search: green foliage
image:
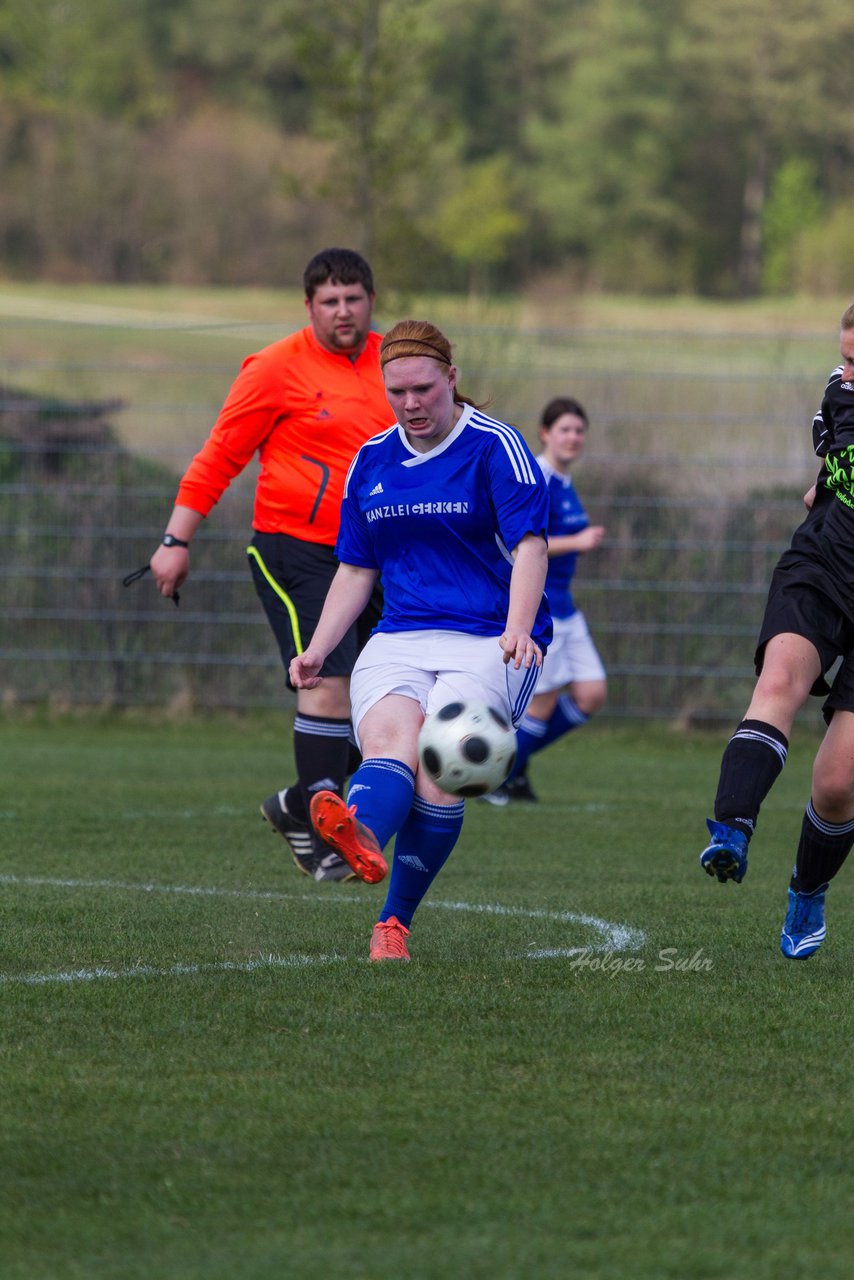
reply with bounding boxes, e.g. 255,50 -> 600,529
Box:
424,155 -> 525,294
0,0 -> 173,122
526,0 -> 701,291
4,0 -> 854,292
675,0 -> 854,295
0,99 -> 340,283
761,159 -> 824,295
794,198 -> 854,296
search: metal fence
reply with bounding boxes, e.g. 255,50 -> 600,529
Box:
0,307 -> 837,723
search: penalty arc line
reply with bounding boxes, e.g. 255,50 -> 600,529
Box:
0,873 -> 646,985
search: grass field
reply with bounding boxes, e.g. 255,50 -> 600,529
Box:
2,713 -> 852,1279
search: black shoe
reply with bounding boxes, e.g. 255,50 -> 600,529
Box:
504,772 -> 538,802
260,792 -> 356,882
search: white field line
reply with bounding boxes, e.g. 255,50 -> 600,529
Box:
0,873 -> 646,984
1,803 -> 618,821
420,898 -> 645,954
0,954 -> 348,987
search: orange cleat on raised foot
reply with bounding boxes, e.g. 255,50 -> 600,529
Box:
369,916 -> 411,962
309,791 -> 388,885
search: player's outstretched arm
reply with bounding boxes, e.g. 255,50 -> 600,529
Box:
288,563 -> 379,689
547,524 -> 605,556
500,533 -> 548,669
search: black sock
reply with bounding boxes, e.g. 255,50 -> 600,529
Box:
346,738 -> 362,777
291,713 -> 353,820
714,719 -> 788,840
282,785 -> 306,822
790,800 -> 854,893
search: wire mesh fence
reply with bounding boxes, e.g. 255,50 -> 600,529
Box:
0,307 -> 836,723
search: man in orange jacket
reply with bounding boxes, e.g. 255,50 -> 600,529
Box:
150,249 -> 391,881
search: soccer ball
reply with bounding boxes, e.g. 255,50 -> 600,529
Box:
418,700 -> 517,797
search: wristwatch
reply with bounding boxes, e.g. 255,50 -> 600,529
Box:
161,533 -> 189,548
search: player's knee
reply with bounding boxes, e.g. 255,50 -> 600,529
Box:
812,764 -> 854,818
754,664 -> 810,707
297,676 -> 351,718
572,681 -> 607,717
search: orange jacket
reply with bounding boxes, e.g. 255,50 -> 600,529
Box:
176,327 -> 391,545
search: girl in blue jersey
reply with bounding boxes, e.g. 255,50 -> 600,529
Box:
289,319 -> 551,961
484,397 -> 607,804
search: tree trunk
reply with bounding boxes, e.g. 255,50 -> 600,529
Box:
737,135 -> 768,297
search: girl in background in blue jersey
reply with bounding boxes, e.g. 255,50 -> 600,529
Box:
483,396 -> 607,805
289,318 -> 552,961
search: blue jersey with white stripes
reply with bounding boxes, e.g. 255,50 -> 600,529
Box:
337,403 -> 552,648
537,457 -> 589,620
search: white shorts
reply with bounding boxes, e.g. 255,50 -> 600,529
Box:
536,611 -> 606,694
349,630 -> 542,745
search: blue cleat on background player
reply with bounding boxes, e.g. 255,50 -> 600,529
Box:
780,883 -> 828,959
699,818 -> 749,883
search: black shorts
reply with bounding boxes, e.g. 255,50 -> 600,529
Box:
247,531 -> 383,690
756,562 -> 854,719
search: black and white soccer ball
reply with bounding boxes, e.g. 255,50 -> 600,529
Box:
418,700 -> 517,797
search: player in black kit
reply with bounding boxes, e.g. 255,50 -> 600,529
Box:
697,301 -> 854,959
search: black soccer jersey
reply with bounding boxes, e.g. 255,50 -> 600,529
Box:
776,366 -> 854,623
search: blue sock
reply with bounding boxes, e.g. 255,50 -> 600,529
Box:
345,758 -> 415,850
507,695 -> 591,782
506,713 -> 547,781
541,693 -> 590,748
379,796 -> 465,928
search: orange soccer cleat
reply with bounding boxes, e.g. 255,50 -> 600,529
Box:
309,791 -> 388,885
369,916 -> 411,962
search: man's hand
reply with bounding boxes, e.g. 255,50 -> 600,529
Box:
150,544 -> 190,599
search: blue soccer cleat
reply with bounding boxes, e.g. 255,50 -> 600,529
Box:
699,819 -> 749,883
780,883 -> 828,960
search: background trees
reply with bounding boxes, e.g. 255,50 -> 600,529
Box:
2,0 -> 854,295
